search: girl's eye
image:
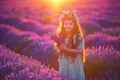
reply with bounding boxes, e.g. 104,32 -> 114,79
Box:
65,23 -> 68,25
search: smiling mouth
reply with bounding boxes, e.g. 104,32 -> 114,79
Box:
66,28 -> 72,31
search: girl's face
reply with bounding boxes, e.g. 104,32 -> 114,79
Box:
64,20 -> 74,32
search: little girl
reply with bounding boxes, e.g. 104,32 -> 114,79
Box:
55,9 -> 86,80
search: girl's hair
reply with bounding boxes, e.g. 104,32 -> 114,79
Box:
56,16 -> 86,64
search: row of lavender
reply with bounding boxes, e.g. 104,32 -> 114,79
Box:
85,46 -> 120,80
0,44 -> 120,80
0,14 -> 56,36
0,24 -> 59,70
0,44 -> 72,80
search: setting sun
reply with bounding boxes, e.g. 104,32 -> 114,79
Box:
50,0 -> 69,6
52,0 -> 61,3
37,0 -> 75,9
40,0 -> 73,13
40,0 -> 73,5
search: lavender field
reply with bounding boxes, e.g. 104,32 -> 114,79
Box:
0,0 -> 120,80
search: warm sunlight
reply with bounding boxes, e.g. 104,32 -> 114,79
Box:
36,0 -> 75,12
40,0 -> 72,14
40,0 -> 73,6
50,0 -> 70,6
52,0 -> 61,3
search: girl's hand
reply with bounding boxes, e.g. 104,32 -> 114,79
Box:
59,43 -> 68,52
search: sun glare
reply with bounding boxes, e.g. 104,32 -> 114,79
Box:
48,0 -> 69,12
51,0 -> 66,6
51,0 -> 72,6
37,0 -> 75,13
52,0 -> 61,3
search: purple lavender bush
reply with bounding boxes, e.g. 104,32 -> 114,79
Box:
85,33 -> 120,51
93,18 -> 120,28
0,15 -> 54,35
80,20 -> 102,35
0,24 -> 59,70
102,27 -> 120,36
0,44 -> 73,80
50,34 -> 63,46
84,46 -> 120,80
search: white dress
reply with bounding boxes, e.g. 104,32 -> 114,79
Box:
59,34 -> 85,80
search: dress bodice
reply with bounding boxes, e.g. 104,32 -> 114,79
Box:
64,33 -> 84,49
63,33 -> 84,57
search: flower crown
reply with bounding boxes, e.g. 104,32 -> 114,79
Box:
59,9 -> 80,22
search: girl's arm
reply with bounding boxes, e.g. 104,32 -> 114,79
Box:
59,43 -> 82,54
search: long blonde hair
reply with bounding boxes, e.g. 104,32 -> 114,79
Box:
56,16 -> 86,64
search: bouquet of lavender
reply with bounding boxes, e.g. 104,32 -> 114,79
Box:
49,33 -> 63,46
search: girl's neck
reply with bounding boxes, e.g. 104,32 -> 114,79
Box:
66,32 -> 72,38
